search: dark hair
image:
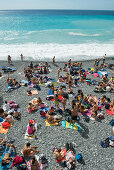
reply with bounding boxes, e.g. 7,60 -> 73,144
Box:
57,148 -> 61,152
105,103 -> 110,110
5,101 -> 7,104
0,108 -> 4,113
26,142 -> 31,147
32,157 -> 36,165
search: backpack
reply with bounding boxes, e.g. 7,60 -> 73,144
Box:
12,156 -> 24,167
110,119 -> 114,126
100,141 -> 109,148
76,153 -> 83,162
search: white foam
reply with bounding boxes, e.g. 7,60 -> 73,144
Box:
0,43 -> 113,61
69,32 -> 100,37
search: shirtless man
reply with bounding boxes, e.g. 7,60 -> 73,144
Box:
53,148 -> 65,161
21,142 -> 40,157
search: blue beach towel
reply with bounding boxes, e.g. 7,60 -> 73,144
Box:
0,149 -> 15,170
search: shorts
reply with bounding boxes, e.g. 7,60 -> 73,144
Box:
72,116 -> 77,120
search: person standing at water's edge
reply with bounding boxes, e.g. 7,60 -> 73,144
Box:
8,55 -> 12,65
53,56 -> 55,65
103,54 -> 106,64
20,54 -> 23,62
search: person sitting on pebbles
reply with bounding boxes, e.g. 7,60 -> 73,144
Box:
46,108 -> 61,124
27,103 -> 33,114
27,120 -> 36,137
21,142 -> 40,157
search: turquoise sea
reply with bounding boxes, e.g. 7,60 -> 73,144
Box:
0,10 -> 114,61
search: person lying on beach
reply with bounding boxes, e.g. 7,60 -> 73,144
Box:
1,144 -> 16,166
13,108 -> 21,119
21,142 -> 40,157
5,115 -> 14,124
46,111 -> 61,124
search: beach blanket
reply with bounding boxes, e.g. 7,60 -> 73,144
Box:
0,121 -> 14,134
45,120 -> 58,126
0,149 -> 15,170
106,109 -> 114,115
62,120 -> 82,130
27,90 -> 38,96
24,123 -> 37,139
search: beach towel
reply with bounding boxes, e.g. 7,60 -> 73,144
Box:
106,109 -> 114,115
0,126 -> 9,134
0,121 -> 14,134
27,90 -> 38,96
24,123 -> 37,139
45,120 -> 58,126
0,149 -> 15,170
62,120 -> 82,130
93,73 -> 99,77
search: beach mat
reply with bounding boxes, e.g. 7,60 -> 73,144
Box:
0,121 -> 14,134
27,90 -> 38,96
45,120 -> 58,126
62,120 -> 82,130
106,109 -> 114,115
0,126 -> 9,134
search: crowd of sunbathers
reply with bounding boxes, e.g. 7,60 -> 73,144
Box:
0,56 -> 114,169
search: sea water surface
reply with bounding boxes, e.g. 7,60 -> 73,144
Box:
0,10 -> 114,61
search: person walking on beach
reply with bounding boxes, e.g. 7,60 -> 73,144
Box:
53,56 -> 55,65
20,54 -> 23,62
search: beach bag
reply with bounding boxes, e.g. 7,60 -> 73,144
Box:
84,116 -> 90,122
12,156 -> 24,167
110,119 -> 114,126
98,114 -> 104,120
76,153 -> 83,162
100,141 -> 109,148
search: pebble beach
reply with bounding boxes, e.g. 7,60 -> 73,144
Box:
0,58 -> 114,170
